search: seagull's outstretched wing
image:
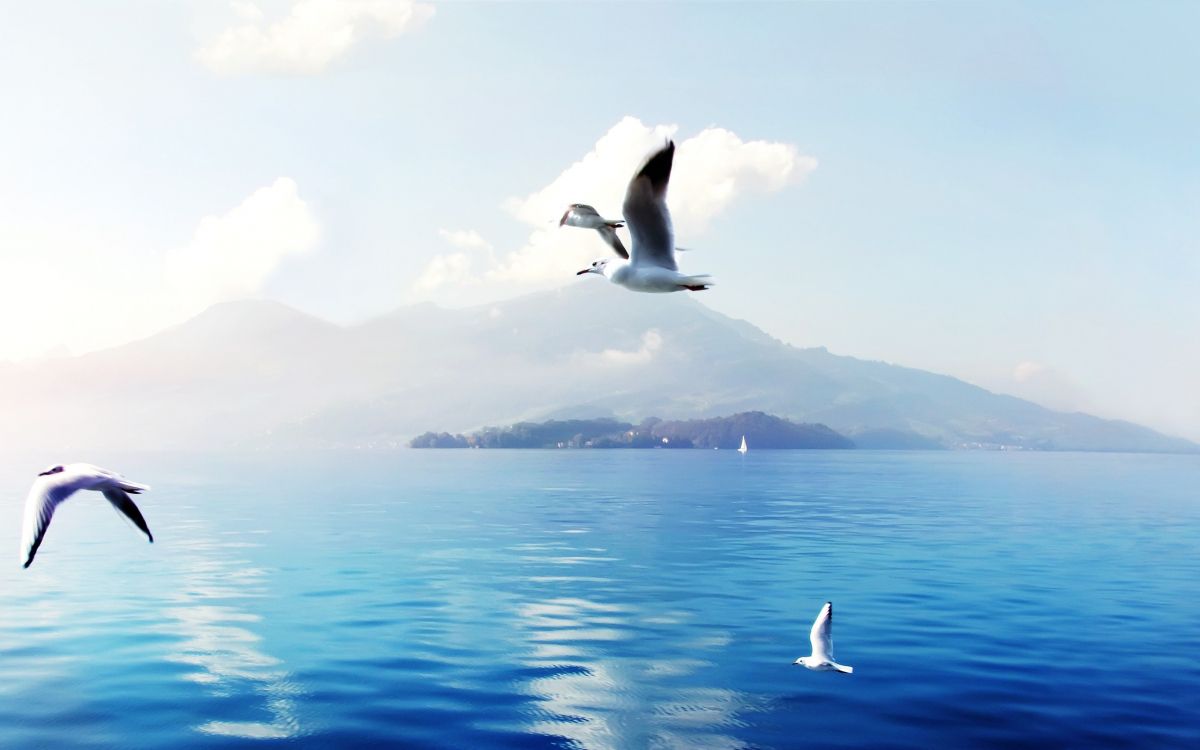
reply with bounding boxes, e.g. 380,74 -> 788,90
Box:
622,141 -> 678,271
20,479 -> 79,568
809,601 -> 834,662
102,489 -> 154,543
596,226 -> 629,259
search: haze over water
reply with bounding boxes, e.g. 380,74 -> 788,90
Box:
2,450 -> 1197,748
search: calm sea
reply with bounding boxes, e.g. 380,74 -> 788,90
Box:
1,450 -> 1197,748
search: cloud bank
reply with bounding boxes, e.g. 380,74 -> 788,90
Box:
165,177 -> 319,309
575,329 -> 664,367
1004,360 -> 1090,413
0,179 -> 320,361
413,116 -> 815,296
198,0 -> 434,75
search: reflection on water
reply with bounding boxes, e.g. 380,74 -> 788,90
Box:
163,517 -> 303,740
516,589 -> 750,749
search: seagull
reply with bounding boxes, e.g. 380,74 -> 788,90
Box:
19,463 -> 153,568
576,141 -> 713,292
559,203 -> 629,259
794,602 -> 854,674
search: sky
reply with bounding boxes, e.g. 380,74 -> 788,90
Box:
0,0 -> 1197,440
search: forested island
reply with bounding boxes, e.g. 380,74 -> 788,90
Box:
411,411 -> 856,450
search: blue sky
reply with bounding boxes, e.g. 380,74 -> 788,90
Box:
0,1 -> 1196,439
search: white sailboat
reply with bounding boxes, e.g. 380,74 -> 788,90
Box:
738,435 -> 748,454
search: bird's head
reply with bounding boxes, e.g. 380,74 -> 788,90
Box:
559,203 -> 588,226
38,465 -> 64,477
577,258 -> 610,277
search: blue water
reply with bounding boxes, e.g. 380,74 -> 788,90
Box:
1,451 -> 1198,748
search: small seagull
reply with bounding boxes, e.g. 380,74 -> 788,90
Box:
794,602 -> 854,674
19,463 -> 153,568
576,141 -> 713,293
559,203 -> 629,260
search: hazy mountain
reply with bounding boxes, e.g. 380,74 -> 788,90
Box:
0,285 -> 1193,453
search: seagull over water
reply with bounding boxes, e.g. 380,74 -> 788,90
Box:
559,203 -> 629,260
576,141 -> 713,293
19,463 -> 153,568
794,602 -> 854,674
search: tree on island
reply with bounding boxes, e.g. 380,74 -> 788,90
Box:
410,412 -> 853,449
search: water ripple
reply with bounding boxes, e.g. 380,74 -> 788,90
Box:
0,451 -> 1197,748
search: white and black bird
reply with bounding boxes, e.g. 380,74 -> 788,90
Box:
576,141 -> 713,293
794,602 -> 854,674
559,203 -> 629,259
19,463 -> 153,568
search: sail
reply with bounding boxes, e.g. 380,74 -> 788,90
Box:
738,435 -> 748,454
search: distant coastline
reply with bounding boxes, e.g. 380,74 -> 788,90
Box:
411,411 -> 881,450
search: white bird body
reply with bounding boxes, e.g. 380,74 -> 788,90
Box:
577,141 -> 712,293
583,259 -> 711,293
794,601 -> 854,674
19,462 -> 153,568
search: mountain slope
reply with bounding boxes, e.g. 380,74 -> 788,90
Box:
0,286 -> 1193,453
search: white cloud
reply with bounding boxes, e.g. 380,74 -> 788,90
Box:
1013,361 -> 1046,383
437,228 -> 492,252
413,116 -> 814,297
165,177 -> 319,309
507,118 -> 810,236
1005,360 -> 1089,413
0,179 -> 320,362
577,329 -> 664,367
670,126 -> 812,231
0,225 -> 142,362
413,252 -> 475,292
198,0 -> 434,75
412,228 -> 496,292
482,225 -> 604,287
505,117 -> 678,229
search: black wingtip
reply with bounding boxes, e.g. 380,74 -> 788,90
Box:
637,140 -> 675,190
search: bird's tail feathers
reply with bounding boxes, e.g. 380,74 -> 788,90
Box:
118,480 -> 150,494
606,220 -> 625,229
833,663 -> 854,674
680,274 -> 714,292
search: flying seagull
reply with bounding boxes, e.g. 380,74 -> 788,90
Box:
19,463 -> 153,568
576,141 -> 712,292
559,203 -> 629,259
794,602 -> 854,674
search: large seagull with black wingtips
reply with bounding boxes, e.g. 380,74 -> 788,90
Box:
576,141 -> 713,293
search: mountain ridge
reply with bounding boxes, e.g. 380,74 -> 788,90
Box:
0,286 -> 1193,453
